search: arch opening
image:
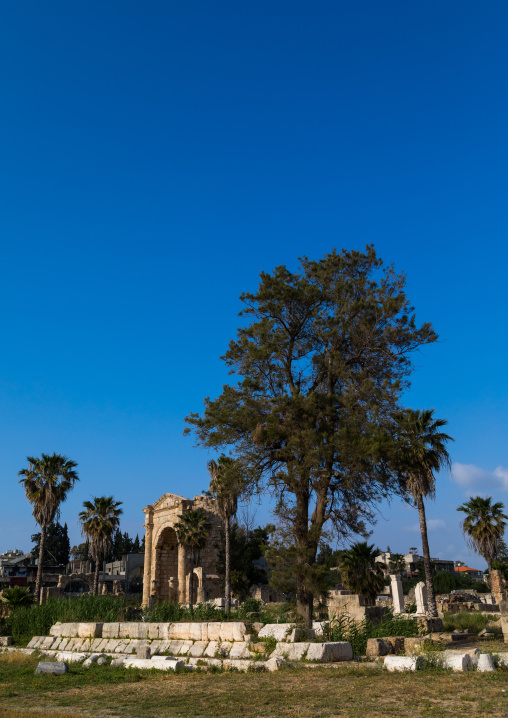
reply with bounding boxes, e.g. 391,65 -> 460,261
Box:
155,526 -> 179,602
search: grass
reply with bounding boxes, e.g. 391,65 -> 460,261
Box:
0,652 -> 507,717
328,613 -> 422,655
441,612 -> 501,635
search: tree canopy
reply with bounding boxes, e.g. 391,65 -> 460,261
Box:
186,247 -> 437,624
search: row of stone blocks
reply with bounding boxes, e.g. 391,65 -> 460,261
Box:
49,622 -> 249,641
27,635 -> 353,663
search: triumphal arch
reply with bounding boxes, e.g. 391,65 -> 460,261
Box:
142,493 -> 223,607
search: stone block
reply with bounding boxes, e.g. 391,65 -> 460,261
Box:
404,637 -> 428,655
35,661 -> 69,675
157,640 -> 171,654
229,642 -> 250,659
115,642 -> 129,653
41,637 -> 58,650
265,656 -> 287,672
207,623 -> 222,641
178,641 -> 193,655
129,624 -> 149,640
189,641 -> 207,657
96,639 -> 108,652
384,637 -> 404,655
257,624 -> 293,642
151,656 -> 185,670
27,637 -> 40,649
118,623 -> 137,639
147,623 -> 163,640
124,657 -> 183,671
306,642 -> 353,663
252,622 -> 265,634
97,656 -> 108,665
58,638 -> 70,651
32,637 -> 45,649
169,640 -> 183,655
272,642 -> 310,661
169,622 -> 192,640
102,623 -> 120,639
56,652 -> 87,663
51,638 -> 65,651
440,653 -> 473,671
105,639 -> 121,652
385,656 -> 421,672
0,637 -> 13,646
220,622 -> 248,642
137,645 -> 151,659
204,641 -> 219,658
49,622 -> 63,637
111,658 -> 125,667
77,623 -> 103,638
189,623 -> 203,641
91,638 -> 103,651
366,639 -> 392,658
312,622 -> 329,637
477,654 -> 496,672
223,659 -> 252,671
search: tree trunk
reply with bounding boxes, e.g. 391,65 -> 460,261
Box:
295,491 -> 314,629
93,555 -> 100,595
417,495 -> 438,618
35,524 -> 46,605
225,514 -> 231,614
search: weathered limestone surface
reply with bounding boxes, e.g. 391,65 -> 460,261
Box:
35,661 -> 69,675
178,641 -> 193,655
272,643 -> 310,661
78,623 -> 103,638
366,639 -> 391,658
102,623 -> 120,639
404,637 -> 427,655
265,657 -> 287,672
477,654 -> 496,672
385,656 -> 421,672
415,582 -> 428,615
188,641 -> 207,658
229,642 -> 250,659
258,624 -> 293,642
0,637 -> 13,646
56,652 -> 87,663
440,653 -> 473,671
306,642 -> 353,662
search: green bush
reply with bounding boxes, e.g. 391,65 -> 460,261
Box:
2,586 -> 34,607
328,612 -> 421,656
433,571 -> 458,594
441,611 -> 499,635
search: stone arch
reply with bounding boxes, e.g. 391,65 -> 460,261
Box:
155,526 -> 179,602
57,573 -> 93,593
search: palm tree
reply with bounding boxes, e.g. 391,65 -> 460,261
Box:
207,455 -> 244,613
174,509 -> 212,609
18,453 -> 79,604
388,553 -> 406,577
457,496 -> 507,600
79,496 -> 123,595
339,541 -> 385,605
393,408 -> 453,618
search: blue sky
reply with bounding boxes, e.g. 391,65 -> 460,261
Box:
1,2 -> 507,568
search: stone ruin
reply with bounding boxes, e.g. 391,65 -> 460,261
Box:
142,493 -> 223,607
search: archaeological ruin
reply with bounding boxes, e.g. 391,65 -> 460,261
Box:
142,493 -> 223,607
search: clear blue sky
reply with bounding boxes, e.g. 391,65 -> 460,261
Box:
1,1 -> 507,568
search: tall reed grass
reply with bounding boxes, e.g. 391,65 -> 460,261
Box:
328,612 -> 421,655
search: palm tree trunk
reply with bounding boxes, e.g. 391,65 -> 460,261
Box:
35,524 -> 46,605
225,514 -> 231,614
417,495 -> 438,618
94,555 -> 100,595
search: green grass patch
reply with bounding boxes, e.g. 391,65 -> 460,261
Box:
441,612 -> 500,635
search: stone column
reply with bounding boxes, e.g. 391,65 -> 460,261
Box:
390,574 -> 405,614
178,543 -> 187,604
415,581 -> 428,615
491,569 -> 506,604
141,505 -> 154,609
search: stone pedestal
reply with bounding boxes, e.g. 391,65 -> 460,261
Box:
415,581 -> 428,615
390,575 -> 405,614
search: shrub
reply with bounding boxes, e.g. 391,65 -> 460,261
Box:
2,587 -> 34,607
441,611 -> 498,634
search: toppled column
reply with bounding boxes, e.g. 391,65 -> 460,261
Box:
390,574 -> 405,614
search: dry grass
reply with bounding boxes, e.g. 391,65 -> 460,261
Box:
1,652 -> 508,717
